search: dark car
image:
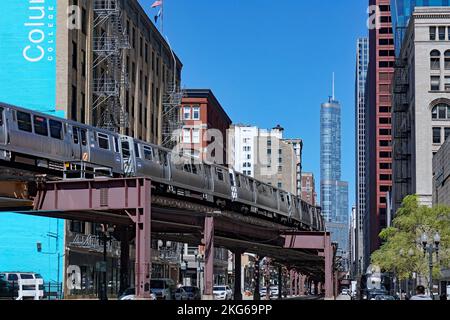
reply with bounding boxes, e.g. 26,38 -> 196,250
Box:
182,286 -> 201,300
374,295 -> 396,301
0,274 -> 14,300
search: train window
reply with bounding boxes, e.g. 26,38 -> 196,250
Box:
17,111 -> 32,132
216,168 -> 224,181
134,142 -> 140,158
49,120 -> 63,140
81,129 -> 87,146
287,195 -> 291,206
191,165 -> 198,175
183,164 -> 192,173
73,127 -> 79,144
143,146 -> 153,161
97,133 -> 110,150
113,137 -> 119,153
159,150 -> 168,166
33,115 -> 48,136
121,141 -> 130,157
0,107 -> 3,126
280,194 -> 285,202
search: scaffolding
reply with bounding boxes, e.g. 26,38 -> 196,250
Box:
92,0 -> 130,132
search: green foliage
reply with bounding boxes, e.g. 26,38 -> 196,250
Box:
371,195 -> 450,280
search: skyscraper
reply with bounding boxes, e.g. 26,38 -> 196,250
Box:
355,37 -> 369,276
367,0 -> 395,257
391,0 -> 450,53
320,82 -> 349,260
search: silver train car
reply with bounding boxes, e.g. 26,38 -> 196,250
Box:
0,102 -> 324,231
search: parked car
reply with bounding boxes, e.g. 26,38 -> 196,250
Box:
118,287 -> 156,300
175,287 -> 189,300
0,274 -> 14,300
270,286 -> 279,298
213,285 -> 231,300
150,279 -> 176,300
259,287 -> 269,299
0,272 -> 44,300
374,295 -> 396,301
225,286 -> 233,300
341,288 -> 349,295
182,286 -> 201,300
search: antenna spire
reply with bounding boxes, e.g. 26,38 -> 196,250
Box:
332,72 -> 335,101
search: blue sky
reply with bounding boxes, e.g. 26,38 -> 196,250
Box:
140,0 -> 368,212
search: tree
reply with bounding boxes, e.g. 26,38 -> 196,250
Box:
371,195 -> 450,282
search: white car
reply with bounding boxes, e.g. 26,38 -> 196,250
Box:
341,288 -> 349,295
118,288 -> 156,300
270,286 -> 279,298
213,286 -> 232,300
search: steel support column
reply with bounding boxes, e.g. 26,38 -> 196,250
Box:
233,250 -> 243,300
133,179 -> 152,299
203,215 -> 214,300
119,227 -> 130,295
289,270 -> 293,296
278,266 -> 282,300
324,233 -> 334,299
294,272 -> 298,296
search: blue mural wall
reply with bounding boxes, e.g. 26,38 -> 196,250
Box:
0,0 -> 64,287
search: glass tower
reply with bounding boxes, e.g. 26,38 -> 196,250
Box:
391,0 -> 450,53
321,95 -> 349,261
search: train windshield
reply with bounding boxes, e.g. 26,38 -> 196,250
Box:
121,140 -> 131,157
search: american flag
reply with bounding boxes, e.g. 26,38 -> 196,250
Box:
151,0 -> 163,8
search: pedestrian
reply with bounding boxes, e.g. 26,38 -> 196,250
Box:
409,285 -> 432,300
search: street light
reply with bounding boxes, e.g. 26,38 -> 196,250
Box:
421,232 -> 440,299
96,224 -> 115,301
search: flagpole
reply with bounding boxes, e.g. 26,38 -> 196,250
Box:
161,0 -> 164,35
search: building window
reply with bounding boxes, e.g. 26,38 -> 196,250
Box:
72,41 -> 77,69
431,104 -> 450,120
445,77 -> 450,91
430,26 -> 436,40
431,76 -> 440,91
278,166 -> 282,173
431,50 -> 441,70
183,128 -> 191,143
183,106 -> 191,120
192,106 -> 200,120
445,51 -> 450,70
192,129 -> 200,143
433,127 -> 441,144
445,127 -> 450,141
277,182 -> 282,189
439,26 -> 446,41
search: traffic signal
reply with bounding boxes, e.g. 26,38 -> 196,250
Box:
36,242 -> 42,252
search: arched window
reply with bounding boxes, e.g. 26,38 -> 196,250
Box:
431,103 -> 450,120
431,50 -> 441,70
445,50 -> 450,70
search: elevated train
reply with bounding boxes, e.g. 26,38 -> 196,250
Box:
0,102 -> 324,231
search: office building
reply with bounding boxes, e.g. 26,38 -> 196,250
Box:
367,0 -> 395,255
285,139 -> 303,196
392,7 -> 450,214
391,0 -> 450,54
301,172 -> 317,206
180,89 -> 232,164
228,125 -> 298,194
320,91 -> 349,260
355,37 -> 369,275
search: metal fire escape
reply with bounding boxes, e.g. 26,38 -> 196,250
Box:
161,72 -> 184,149
392,58 -> 412,208
92,0 -> 130,131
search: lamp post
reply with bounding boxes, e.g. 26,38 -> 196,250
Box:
96,224 -> 115,301
421,232 -> 440,299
